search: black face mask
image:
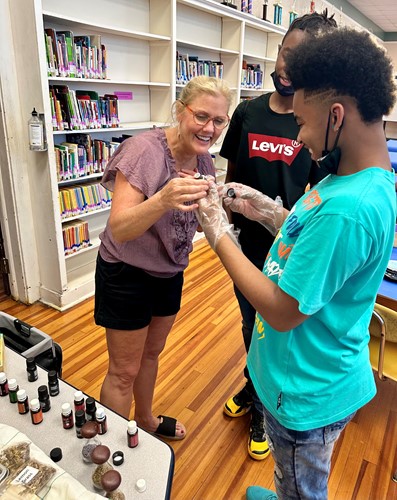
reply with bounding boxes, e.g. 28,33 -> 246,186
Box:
271,71 -> 295,97
317,112 -> 344,175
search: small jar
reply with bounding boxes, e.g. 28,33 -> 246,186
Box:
30,398 -> 43,425
127,420 -> 139,448
74,390 -> 85,412
101,470 -> 125,499
48,370 -> 59,396
8,378 -> 19,403
38,385 -> 51,412
0,372 -> 9,396
91,445 -> 113,490
61,402 -> 74,429
75,409 -> 86,439
81,420 -> 101,463
17,389 -> 29,414
85,397 -> 97,421
96,407 -> 108,435
26,358 -> 38,382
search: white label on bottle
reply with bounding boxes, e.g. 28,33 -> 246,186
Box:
29,124 -> 43,146
12,465 -> 39,485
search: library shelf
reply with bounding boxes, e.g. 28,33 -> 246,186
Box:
53,122 -> 167,136
42,11 -> 171,42
5,0 -> 286,309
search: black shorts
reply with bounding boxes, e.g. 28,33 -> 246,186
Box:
94,253 -> 184,330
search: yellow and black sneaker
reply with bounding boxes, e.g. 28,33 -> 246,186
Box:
223,386 -> 253,417
248,409 -> 270,461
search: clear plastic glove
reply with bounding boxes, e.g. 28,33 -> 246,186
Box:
220,182 -> 285,236
196,182 -> 240,250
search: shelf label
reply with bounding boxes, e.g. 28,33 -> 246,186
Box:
114,91 -> 133,100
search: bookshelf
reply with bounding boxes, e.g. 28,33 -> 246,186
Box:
4,0 -> 285,310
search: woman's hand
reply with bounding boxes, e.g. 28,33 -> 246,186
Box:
159,177 -> 212,212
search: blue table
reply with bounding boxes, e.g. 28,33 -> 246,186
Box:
377,246 -> 397,311
390,151 -> 397,170
387,139 -> 397,153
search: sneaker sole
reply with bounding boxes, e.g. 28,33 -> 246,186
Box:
223,404 -> 252,418
248,444 -> 270,461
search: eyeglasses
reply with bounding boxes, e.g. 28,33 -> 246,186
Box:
182,103 -> 230,130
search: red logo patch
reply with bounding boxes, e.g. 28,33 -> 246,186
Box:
248,134 -> 303,166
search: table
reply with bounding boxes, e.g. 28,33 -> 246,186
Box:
377,246 -> 397,311
1,347 -> 174,499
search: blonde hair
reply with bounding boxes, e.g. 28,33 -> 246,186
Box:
174,76 -> 232,117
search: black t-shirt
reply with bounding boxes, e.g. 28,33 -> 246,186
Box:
220,93 -> 326,263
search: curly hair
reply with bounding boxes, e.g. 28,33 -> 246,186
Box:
285,28 -> 397,123
283,8 -> 337,42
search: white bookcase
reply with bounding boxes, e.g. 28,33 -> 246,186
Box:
4,0 -> 285,310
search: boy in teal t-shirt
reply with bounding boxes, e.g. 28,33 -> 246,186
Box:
248,167 -> 395,432
197,27 -> 397,499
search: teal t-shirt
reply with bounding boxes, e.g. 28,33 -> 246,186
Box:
247,167 -> 396,431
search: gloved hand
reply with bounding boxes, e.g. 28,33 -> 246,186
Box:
196,182 -> 240,250
220,182 -> 285,236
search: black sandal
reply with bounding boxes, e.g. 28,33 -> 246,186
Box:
154,415 -> 186,441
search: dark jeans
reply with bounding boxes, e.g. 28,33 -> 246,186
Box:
234,255 -> 265,413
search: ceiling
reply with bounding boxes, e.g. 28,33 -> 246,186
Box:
348,0 -> 397,33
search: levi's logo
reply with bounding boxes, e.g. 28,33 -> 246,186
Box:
248,133 -> 303,166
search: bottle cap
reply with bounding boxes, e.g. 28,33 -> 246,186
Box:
91,444 -> 111,465
8,379 -> 17,390
85,397 -> 96,411
31,108 -> 38,116
81,420 -> 99,438
128,420 -> 137,433
50,447 -> 62,462
38,385 -> 49,399
30,398 -> 40,411
26,358 -> 36,369
74,390 -> 83,401
101,470 -> 121,492
17,389 -> 26,401
61,402 -> 71,415
48,370 -> 57,381
95,407 -> 105,420
0,372 -> 6,383
112,450 -> 124,466
135,478 -> 147,492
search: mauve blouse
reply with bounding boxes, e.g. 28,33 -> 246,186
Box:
99,128 -> 215,277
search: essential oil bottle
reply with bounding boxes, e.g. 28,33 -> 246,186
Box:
85,397 -> 97,421
17,389 -> 29,414
8,379 -> 19,403
48,370 -> 59,396
0,372 -> 9,396
75,409 -> 86,439
26,358 -> 38,382
74,390 -> 85,413
38,385 -> 51,412
127,420 -> 139,448
61,402 -> 74,429
95,407 -> 108,435
30,398 -> 43,425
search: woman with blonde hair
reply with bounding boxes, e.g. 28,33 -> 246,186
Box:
95,76 -> 232,439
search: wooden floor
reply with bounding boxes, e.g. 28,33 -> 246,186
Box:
1,238 -> 397,499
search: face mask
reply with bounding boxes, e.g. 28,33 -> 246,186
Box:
271,71 -> 295,97
317,112 -> 344,175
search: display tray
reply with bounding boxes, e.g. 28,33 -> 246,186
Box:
1,347 -> 174,500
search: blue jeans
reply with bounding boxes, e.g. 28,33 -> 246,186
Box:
263,406 -> 356,499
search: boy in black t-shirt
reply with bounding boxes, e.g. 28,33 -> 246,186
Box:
220,11 -> 337,460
